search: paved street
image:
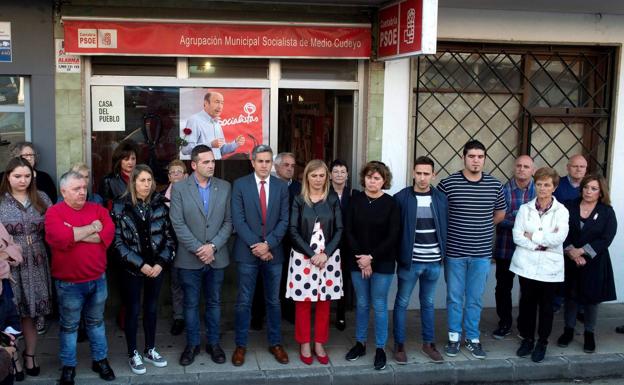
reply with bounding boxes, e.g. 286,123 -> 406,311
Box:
22,303 -> 624,384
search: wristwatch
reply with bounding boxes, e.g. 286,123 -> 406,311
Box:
209,243 -> 217,252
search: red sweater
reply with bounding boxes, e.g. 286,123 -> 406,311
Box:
45,202 -> 115,283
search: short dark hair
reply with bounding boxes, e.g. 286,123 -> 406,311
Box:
534,167 -> 560,188
463,140 -> 487,156
414,156 -> 435,171
191,145 -> 212,163
252,144 -> 273,160
111,140 -> 139,173
359,161 -> 392,190
330,159 -> 349,173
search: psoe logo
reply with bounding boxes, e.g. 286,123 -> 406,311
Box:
404,8 -> 415,44
243,102 -> 256,115
98,29 -> 118,49
78,29 -> 97,48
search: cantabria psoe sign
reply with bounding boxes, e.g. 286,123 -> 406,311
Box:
377,0 -> 438,60
62,18 -> 371,59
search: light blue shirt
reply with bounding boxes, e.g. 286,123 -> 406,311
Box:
181,110 -> 239,159
193,173 -> 211,215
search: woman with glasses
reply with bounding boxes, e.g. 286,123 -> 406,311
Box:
557,174 -> 617,353
111,164 -> 175,375
8,142 -> 56,204
0,157 -> 53,380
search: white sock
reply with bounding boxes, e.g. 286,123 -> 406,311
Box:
448,332 -> 459,342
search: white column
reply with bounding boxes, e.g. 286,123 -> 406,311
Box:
381,57 -> 411,194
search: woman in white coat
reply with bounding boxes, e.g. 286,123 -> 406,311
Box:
510,167 -> 569,363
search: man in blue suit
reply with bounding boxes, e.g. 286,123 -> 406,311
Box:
231,145 -> 290,366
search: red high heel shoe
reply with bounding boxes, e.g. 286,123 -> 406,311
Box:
299,353 -> 313,365
315,346 -> 329,365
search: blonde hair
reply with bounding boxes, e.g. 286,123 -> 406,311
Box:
70,162 -> 90,174
300,159 -> 329,206
125,164 -> 156,205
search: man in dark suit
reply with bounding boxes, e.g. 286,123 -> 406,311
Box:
169,145 -> 232,366
230,145 -> 290,366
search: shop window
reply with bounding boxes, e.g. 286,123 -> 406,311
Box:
281,59 -> 357,81
413,44 -> 614,181
91,56 -> 177,76
0,76 -> 29,168
189,58 -> 269,78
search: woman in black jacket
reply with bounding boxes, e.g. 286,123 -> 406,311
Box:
286,159 -> 343,365
101,140 -> 139,210
112,164 -> 175,375
557,174 -> 617,353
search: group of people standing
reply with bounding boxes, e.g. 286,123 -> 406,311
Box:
0,137 -> 619,385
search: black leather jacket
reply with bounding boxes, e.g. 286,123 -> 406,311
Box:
100,173 -> 127,205
288,192 -> 343,257
111,193 -> 175,275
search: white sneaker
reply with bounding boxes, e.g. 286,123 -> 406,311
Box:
129,350 -> 146,375
144,348 -> 168,368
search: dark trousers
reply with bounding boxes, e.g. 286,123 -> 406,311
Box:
123,271 -> 164,355
517,277 -> 556,343
564,299 -> 598,332
494,258 -> 515,328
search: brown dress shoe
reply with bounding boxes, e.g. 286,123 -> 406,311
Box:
422,343 -> 444,362
232,346 -> 246,366
393,343 -> 407,364
269,344 -> 289,364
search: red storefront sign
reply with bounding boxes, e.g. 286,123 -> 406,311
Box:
377,0 -> 437,60
63,18 -> 371,59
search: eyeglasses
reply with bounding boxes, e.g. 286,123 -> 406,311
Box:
21,153 -> 37,158
168,170 -> 184,176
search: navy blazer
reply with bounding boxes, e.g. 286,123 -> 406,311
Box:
394,185 -> 448,271
231,173 -> 290,264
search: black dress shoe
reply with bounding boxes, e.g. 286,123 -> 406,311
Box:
170,319 -> 185,336
91,358 -> 115,381
59,366 -> 75,385
206,344 -> 226,364
179,345 -> 200,366
335,319 -> 346,331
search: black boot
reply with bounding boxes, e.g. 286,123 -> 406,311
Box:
557,327 -> 574,347
583,331 -> 596,353
59,366 -> 76,385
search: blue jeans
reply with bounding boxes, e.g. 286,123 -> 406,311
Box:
351,271 -> 394,348
56,274 -> 108,367
393,261 -> 441,344
444,257 -> 490,341
178,266 -> 225,346
234,262 -> 282,347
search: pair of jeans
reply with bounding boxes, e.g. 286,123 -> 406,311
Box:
564,299 -> 598,333
444,257 -> 490,341
234,262 -> 282,347
170,266 -> 185,321
56,274 -> 108,367
517,277 -> 557,343
178,266 -> 225,346
294,300 -> 330,344
494,258 -> 516,328
351,271 -> 394,348
123,271 -> 164,355
393,261 -> 441,344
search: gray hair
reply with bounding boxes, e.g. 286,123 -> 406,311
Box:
274,152 -> 295,166
59,171 -> 85,189
9,141 -> 35,158
252,144 -> 273,160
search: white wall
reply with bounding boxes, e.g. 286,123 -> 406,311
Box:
383,6 -> 624,310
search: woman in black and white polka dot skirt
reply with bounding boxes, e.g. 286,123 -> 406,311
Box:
286,159 -> 343,366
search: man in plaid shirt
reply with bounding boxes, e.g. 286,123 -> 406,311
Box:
493,155 -> 536,339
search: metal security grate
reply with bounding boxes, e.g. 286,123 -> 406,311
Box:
414,43 -> 615,181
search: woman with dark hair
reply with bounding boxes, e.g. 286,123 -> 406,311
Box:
344,161 -> 400,371
8,142 -> 57,203
111,164 -> 175,375
100,140 -> 139,209
557,174 -> 617,353
329,159 -> 354,331
510,167 -> 569,363
286,159 -> 343,365
0,157 -> 52,380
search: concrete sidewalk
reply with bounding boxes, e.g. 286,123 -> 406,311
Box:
23,304 -> 624,384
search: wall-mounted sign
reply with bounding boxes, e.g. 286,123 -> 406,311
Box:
63,18 -> 371,59
377,0 -> 437,60
91,86 -> 125,132
55,39 -> 81,73
0,22 -> 12,63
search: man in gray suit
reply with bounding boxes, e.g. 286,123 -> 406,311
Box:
230,144 -> 290,366
169,145 -> 232,366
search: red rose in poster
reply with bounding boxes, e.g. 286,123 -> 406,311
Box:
183,128 -> 192,135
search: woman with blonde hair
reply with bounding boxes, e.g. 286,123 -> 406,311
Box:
286,159 -> 343,365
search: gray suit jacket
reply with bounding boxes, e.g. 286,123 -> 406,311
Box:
170,175 -> 232,270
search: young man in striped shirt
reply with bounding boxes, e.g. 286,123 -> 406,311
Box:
393,156 -> 448,364
438,140 -> 507,359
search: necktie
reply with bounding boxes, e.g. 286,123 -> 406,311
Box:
260,181 -> 267,237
